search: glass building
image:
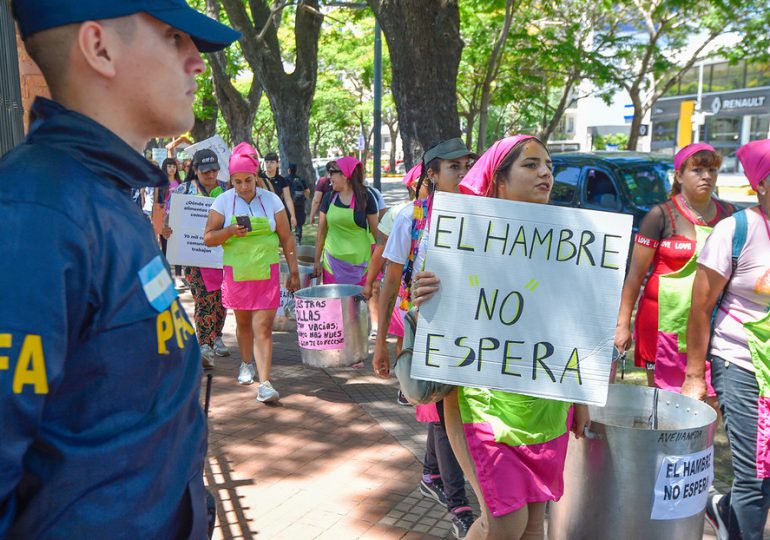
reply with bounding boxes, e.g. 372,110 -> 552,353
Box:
651,60 -> 770,171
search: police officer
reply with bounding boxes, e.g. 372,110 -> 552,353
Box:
0,1 -> 239,537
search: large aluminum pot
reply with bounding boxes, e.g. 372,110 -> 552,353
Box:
293,284 -> 370,368
548,384 -> 717,540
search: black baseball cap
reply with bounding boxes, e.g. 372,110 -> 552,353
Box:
423,138 -> 477,164
13,0 -> 241,53
192,149 -> 220,173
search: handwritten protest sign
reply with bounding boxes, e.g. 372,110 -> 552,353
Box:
166,193 -> 223,269
185,135 -> 231,184
295,297 -> 345,350
411,193 -> 632,406
651,447 -> 713,520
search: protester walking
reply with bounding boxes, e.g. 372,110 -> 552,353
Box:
398,136 -> 591,540
373,139 -> 477,538
615,143 -> 735,390
682,139 -> 770,540
164,148 -> 230,368
260,152 -> 297,229
0,2 -> 239,536
205,143 -> 300,402
314,157 -> 379,285
310,161 -> 335,225
287,163 -> 311,243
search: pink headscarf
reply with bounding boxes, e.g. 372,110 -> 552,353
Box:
402,164 -> 422,188
229,142 -> 260,176
736,139 -> 770,191
458,135 -> 535,197
673,143 -> 716,172
337,156 -> 363,180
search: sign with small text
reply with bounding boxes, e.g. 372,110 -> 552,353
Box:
295,297 -> 345,350
651,447 -> 714,520
166,193 -> 223,269
185,135 -> 231,184
411,193 -> 632,406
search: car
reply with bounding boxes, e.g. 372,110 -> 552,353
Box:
549,151 -> 674,233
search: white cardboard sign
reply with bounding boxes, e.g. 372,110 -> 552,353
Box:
411,192 -> 632,406
185,135 -> 231,184
651,447 -> 714,520
166,193 -> 223,269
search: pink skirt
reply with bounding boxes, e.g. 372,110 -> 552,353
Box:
388,306 -> 406,338
222,263 -> 280,311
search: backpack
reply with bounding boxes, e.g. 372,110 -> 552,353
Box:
393,308 -> 453,405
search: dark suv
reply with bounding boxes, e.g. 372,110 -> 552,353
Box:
549,152 -> 673,232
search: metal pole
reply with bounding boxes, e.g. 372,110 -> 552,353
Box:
693,62 -> 704,143
372,21 -> 382,191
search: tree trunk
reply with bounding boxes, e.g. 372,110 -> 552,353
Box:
463,112 -> 476,152
190,93 -> 218,142
477,0 -> 516,153
386,121 -> 398,172
204,0 -> 261,145
626,89 -> 644,151
368,0 -> 463,168
220,0 -> 322,182
538,74 -> 578,143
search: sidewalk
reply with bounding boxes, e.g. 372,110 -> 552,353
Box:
187,289 -> 734,540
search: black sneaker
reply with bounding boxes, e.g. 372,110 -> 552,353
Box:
419,478 -> 448,507
450,508 -> 475,539
397,391 -> 411,406
705,489 -> 728,540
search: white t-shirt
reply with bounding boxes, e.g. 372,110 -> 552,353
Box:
210,188 -> 285,232
378,201 -> 411,237
383,201 -> 429,273
698,208 -> 770,372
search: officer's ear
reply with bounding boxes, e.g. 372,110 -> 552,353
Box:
75,18 -> 135,80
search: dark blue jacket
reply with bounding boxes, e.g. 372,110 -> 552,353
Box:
0,98 -> 207,539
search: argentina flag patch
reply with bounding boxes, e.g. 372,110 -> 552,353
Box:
138,255 -> 178,312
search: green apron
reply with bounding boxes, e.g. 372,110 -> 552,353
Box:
322,192 -> 371,280
744,305 -> 770,478
222,193 -> 279,282
654,225 -> 714,391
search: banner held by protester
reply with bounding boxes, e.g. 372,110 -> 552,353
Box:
412,192 -> 633,406
166,193 -> 223,269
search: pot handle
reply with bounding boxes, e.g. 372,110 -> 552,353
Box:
583,426 -> 602,440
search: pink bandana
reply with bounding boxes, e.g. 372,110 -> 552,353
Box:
229,142 -> 260,176
673,143 -> 716,172
337,156 -> 363,180
736,139 -> 770,190
458,135 -> 535,197
402,164 -> 422,188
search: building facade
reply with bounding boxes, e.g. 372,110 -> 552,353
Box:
651,59 -> 770,167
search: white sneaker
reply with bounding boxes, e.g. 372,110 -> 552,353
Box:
238,362 -> 255,385
213,336 -> 230,357
200,344 -> 216,370
257,380 -> 280,402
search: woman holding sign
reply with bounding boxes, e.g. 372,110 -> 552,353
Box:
204,143 -> 300,403
313,157 -> 379,285
682,139 -> 770,540
406,136 -> 591,540
614,144 -> 734,391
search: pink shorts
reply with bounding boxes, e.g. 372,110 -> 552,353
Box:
222,263 -> 280,311
387,306 -> 405,338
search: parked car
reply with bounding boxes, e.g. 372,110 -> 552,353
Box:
549,152 -> 674,232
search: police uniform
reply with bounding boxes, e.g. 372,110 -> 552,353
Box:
1,2 -> 239,536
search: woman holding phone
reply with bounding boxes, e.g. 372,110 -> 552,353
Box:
204,143 -> 300,402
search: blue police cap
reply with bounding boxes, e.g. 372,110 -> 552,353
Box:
13,0 -> 241,53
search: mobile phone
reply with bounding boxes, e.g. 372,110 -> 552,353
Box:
235,215 -> 252,231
